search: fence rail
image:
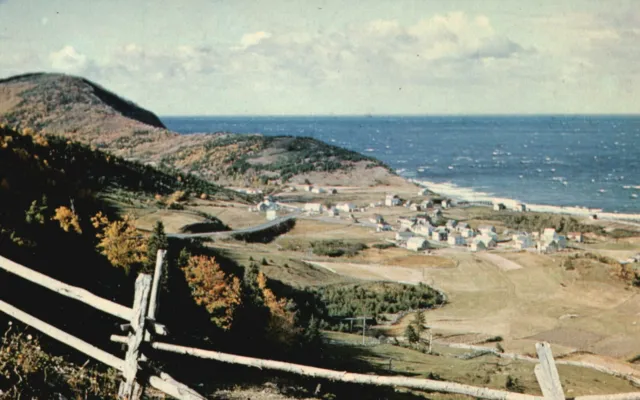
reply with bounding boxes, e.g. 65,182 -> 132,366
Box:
2,252 -> 640,400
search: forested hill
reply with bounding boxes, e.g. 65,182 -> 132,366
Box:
0,73 -> 394,186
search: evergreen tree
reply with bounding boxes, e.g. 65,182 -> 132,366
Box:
25,195 -> 48,225
145,221 -> 169,286
412,310 -> 426,336
404,324 -> 419,344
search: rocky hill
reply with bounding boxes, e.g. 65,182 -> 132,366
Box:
0,73 -> 395,187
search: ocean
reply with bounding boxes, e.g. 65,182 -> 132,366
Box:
162,116 -> 640,214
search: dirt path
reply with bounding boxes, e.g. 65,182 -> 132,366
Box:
475,253 -> 523,271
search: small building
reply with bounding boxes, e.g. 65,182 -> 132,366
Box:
370,214 -> 384,224
477,234 -> 497,248
303,185 -> 314,192
258,201 -> 279,212
456,222 -> 469,232
416,215 -> 431,225
376,223 -> 392,232
430,209 -> 443,222
396,231 -> 414,242
513,203 -> 527,212
471,239 -> 487,252
304,203 -> 323,214
407,237 -> 429,252
445,220 -> 458,230
266,209 -> 278,221
543,228 -> 559,242
493,202 -> 507,211
431,230 -> 448,242
311,187 -> 326,194
327,208 -> 339,217
385,194 -> 402,207
421,199 -> 434,209
417,188 -> 429,196
478,225 -> 496,235
513,234 -> 534,249
412,224 -> 434,237
567,232 -> 584,243
460,228 -> 475,238
410,203 -> 422,212
448,234 -> 465,246
441,199 -> 452,209
537,240 -> 559,254
336,203 -> 356,213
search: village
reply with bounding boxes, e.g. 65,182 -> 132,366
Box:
248,183 -> 583,255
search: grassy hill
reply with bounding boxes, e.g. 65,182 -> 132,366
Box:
0,73 -> 393,187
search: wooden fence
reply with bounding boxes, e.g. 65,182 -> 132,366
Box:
1,252 -> 639,400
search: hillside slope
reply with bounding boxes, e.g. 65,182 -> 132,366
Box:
0,73 -> 395,187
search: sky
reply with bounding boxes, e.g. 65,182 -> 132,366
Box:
0,0 -> 639,115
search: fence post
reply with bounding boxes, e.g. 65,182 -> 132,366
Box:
119,274 -> 152,400
534,342 -> 565,400
148,249 -> 167,321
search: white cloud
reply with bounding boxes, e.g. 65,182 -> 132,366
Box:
239,31 -> 272,49
49,45 -> 88,72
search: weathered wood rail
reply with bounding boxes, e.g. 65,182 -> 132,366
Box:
2,252 -> 640,400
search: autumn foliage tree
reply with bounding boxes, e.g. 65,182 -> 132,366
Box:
182,255 -> 242,331
91,212 -> 147,273
257,271 -> 300,345
52,206 -> 82,234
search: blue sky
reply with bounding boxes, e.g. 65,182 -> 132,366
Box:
0,0 -> 638,115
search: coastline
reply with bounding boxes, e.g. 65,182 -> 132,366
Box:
409,178 -> 640,222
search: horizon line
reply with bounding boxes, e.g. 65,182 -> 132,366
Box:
160,113 -> 640,118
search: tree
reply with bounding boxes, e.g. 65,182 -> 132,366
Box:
412,310 -> 426,336
144,221 -> 169,285
257,272 -> 300,346
91,212 -> 147,273
25,195 -> 47,225
404,324 -> 419,344
182,255 -> 242,330
52,206 -> 82,234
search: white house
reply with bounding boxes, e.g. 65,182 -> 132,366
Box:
493,202 -> 506,211
470,238 -> 487,252
303,185 -> 314,192
478,225 -> 496,235
407,237 -> 429,252
327,208 -> 339,217
537,240 -> 559,254
336,203 -> 356,212
410,203 -> 422,212
304,203 -> 323,214
542,228 -> 559,242
460,228 -> 475,238
448,234 -> 465,246
385,194 -> 402,207
421,199 -> 434,209
431,230 -> 448,242
513,203 -> 527,212
477,234 -> 497,248
441,199 -> 452,209
417,188 -> 429,196
266,209 -> 278,221
412,224 -> 434,237
311,187 -> 327,194
445,220 -> 458,230
398,217 -> 416,231
513,234 -> 534,249
396,231 -> 414,242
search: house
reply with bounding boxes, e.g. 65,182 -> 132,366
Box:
445,220 -> 458,230
513,234 -> 534,249
416,215 -> 431,225
412,224 -> 434,237
370,214 -> 384,224
303,185 -> 314,192
542,228 -> 559,242
311,187 -> 326,194
421,199 -> 434,209
493,202 -> 506,211
266,209 -> 278,221
430,209 -> 443,222
460,228 -> 475,238
513,203 -> 527,212
398,217 -> 416,230
470,238 -> 487,252
385,194 -> 402,207
557,235 -> 567,249
410,203 -> 422,212
304,203 -> 323,214
567,232 -> 584,243
258,200 -> 279,212
478,225 -> 496,235
537,240 -> 559,254
376,223 -> 392,232
396,231 -> 414,242
448,234 -> 465,246
327,208 -> 339,217
407,237 -> 429,252
476,234 -> 497,248
431,230 -> 448,242
336,203 -> 356,212
456,222 -> 469,232
417,188 -> 429,196
441,199 -> 452,209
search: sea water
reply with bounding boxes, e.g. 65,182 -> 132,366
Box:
163,115 -> 640,214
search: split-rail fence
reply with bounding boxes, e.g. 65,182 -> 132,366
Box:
1,252 -> 639,400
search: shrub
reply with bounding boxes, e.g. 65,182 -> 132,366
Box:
310,240 -> 367,257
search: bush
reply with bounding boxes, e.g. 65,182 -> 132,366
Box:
310,240 -> 367,257
372,243 -> 396,250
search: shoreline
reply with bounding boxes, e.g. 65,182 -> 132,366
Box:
408,178 -> 640,222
